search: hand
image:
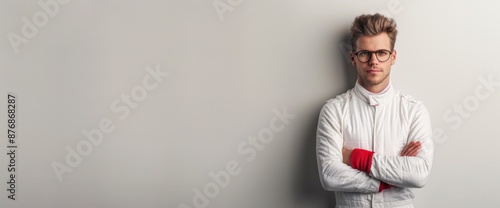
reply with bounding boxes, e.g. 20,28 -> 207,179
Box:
400,141 -> 421,157
342,148 -> 352,166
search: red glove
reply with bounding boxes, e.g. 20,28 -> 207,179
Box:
350,148 -> 374,174
379,182 -> 392,192
350,149 -> 393,192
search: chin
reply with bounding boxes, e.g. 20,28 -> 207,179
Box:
362,77 -> 381,85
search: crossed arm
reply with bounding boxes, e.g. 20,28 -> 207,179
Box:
341,141 -> 422,191
342,141 -> 422,164
316,103 -> 434,193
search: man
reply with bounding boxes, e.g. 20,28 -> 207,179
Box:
316,13 -> 433,208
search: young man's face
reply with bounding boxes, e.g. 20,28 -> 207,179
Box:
350,32 -> 397,92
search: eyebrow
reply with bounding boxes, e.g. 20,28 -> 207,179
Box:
355,48 -> 391,51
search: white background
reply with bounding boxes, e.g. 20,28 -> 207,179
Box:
1,0 -> 500,207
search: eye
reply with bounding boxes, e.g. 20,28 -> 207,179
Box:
377,50 -> 389,56
359,51 -> 370,57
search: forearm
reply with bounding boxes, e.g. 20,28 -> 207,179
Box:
317,151 -> 381,193
350,145 -> 433,188
370,153 -> 432,188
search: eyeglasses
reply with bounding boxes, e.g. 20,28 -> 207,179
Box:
353,50 -> 393,63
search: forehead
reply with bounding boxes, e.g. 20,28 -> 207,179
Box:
356,32 -> 391,50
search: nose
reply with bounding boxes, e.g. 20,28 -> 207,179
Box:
368,53 -> 378,65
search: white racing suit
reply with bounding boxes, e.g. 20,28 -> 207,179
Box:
316,81 -> 433,208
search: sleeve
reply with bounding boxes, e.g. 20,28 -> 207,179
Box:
316,102 -> 381,193
369,103 -> 434,188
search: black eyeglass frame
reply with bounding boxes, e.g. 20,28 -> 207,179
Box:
353,49 -> 393,63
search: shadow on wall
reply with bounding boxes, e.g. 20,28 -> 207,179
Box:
292,31 -> 355,208
339,32 -> 357,89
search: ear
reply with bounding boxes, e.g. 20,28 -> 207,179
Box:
350,51 -> 356,67
391,50 -> 397,65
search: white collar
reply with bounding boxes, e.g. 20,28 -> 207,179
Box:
353,80 -> 393,106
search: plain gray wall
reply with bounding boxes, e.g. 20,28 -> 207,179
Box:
1,0 -> 500,207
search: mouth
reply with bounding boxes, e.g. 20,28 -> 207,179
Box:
367,69 -> 381,74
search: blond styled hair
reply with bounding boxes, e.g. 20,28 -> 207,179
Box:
350,13 -> 398,51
